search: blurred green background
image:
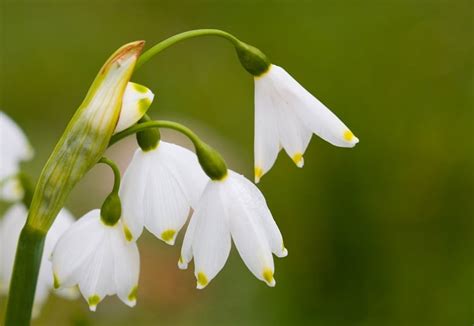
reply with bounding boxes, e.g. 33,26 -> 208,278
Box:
1,0 -> 473,325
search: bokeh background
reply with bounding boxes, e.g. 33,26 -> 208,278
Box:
1,0 -> 473,325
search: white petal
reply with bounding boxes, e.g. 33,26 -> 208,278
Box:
111,223 -> 140,307
178,210 -> 198,270
120,149 -> 149,241
227,171 -> 276,286
114,82 -> 154,133
142,156 -> 189,245
43,208 -> 76,260
191,181 -> 231,289
232,173 -> 287,258
271,65 -> 359,148
31,282 -> 50,319
254,79 -> 281,182
78,235 -> 115,311
0,111 -> 34,180
0,177 -> 24,202
275,105 -> 312,168
159,142 -> 208,207
0,204 -> 27,292
52,210 -> 105,288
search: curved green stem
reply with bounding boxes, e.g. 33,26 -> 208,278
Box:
98,157 -> 121,194
136,29 -> 241,70
110,120 -> 228,180
110,120 -> 201,148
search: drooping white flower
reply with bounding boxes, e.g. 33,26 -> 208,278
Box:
120,141 -> 208,244
0,204 -> 76,317
253,64 -> 359,182
0,111 -> 34,200
51,209 -> 140,311
114,82 -> 155,133
179,170 -> 287,289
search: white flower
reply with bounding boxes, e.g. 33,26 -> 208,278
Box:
179,170 -> 287,289
114,82 -> 155,133
253,64 -> 359,182
0,111 -> 34,200
51,209 -> 140,311
0,204 -> 76,318
120,141 -> 208,244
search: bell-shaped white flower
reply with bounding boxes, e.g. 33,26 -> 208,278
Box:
120,141 -> 208,244
0,111 -> 34,200
114,82 -> 155,133
179,170 -> 287,289
51,209 -> 140,311
253,64 -> 359,182
0,204 -> 76,317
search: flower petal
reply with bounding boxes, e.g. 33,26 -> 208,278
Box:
114,82 -> 154,133
270,65 -> 359,148
192,181 -> 231,289
254,79 -> 281,183
178,210 -> 198,270
111,222 -> 140,307
0,111 -> 34,180
159,142 -> 208,207
227,172 -> 276,286
120,149 -> 149,241
142,149 -> 189,245
0,204 -> 27,293
52,210 -> 105,288
232,173 -> 287,258
78,236 -> 115,311
43,208 -> 76,260
0,177 -> 24,203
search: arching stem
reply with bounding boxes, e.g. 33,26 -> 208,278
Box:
136,29 -> 241,70
110,120 -> 201,148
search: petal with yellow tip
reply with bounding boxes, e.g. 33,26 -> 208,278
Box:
114,82 -> 155,133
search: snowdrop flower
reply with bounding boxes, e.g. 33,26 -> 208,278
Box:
0,111 -> 34,200
179,170 -> 287,288
0,204 -> 75,317
120,141 -> 208,244
52,209 -> 140,311
253,64 -> 359,182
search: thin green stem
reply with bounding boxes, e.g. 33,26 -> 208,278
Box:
98,157 -> 121,194
136,29 -> 241,70
4,226 -> 45,326
109,120 -> 228,180
109,120 -> 201,148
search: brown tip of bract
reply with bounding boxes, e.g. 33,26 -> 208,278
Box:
101,40 -> 145,75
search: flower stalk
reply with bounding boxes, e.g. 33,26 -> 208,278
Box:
135,29 -> 270,76
98,157 -> 122,226
110,120 -> 228,180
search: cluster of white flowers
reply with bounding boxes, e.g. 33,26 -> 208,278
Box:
0,46 -> 358,315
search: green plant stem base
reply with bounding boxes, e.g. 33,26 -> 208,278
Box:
4,226 -> 46,326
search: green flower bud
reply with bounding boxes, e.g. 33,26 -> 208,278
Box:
235,41 -> 270,77
195,142 -> 228,181
100,193 -> 122,226
137,129 -> 160,151
27,41 -> 144,232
